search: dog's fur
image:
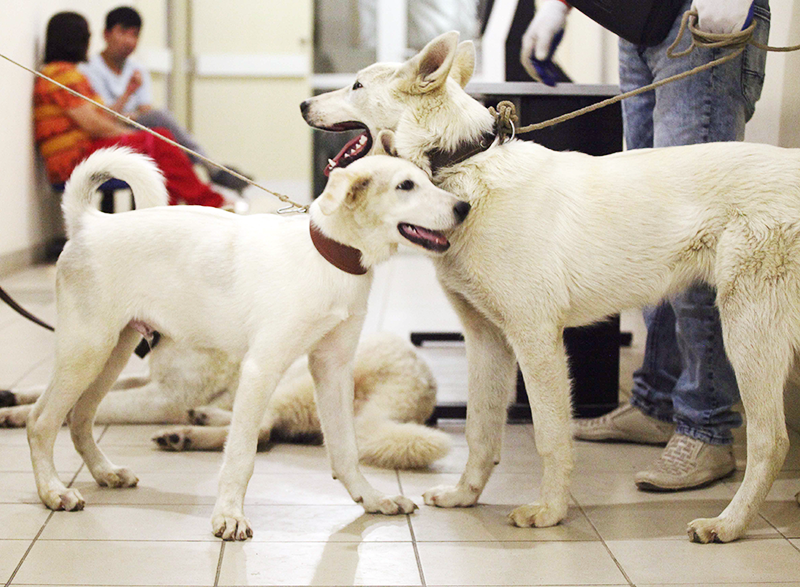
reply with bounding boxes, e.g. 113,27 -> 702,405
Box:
0,331 -> 451,469
26,146 -> 468,540
301,31 -> 800,543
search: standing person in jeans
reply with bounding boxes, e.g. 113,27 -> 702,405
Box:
80,6 -> 251,194
521,0 -> 771,491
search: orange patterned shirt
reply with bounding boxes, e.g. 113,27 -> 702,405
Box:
33,62 -> 105,184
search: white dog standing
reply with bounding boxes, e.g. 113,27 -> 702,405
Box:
26,146 -> 469,540
302,32 -> 800,543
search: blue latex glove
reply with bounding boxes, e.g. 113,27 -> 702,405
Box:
531,28 -> 564,86
520,0 -> 569,86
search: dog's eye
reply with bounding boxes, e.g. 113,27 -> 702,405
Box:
397,180 -> 415,191
352,80 -> 363,90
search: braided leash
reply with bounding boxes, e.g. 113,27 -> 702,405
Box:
491,9 -> 800,139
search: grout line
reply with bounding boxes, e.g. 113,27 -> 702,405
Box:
214,540 -> 225,586
4,510 -> 55,587
397,470 -> 427,586
5,426 -> 98,585
572,493 -> 636,587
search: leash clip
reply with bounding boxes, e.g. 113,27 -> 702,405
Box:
277,204 -> 309,215
504,120 -> 516,144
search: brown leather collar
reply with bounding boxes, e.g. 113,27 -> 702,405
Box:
309,221 -> 368,275
426,128 -> 497,177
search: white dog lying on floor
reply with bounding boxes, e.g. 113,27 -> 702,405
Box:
301,31 -> 800,543
26,146 -> 469,541
0,331 -> 451,469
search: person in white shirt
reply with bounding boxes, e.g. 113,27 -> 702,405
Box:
80,6 -> 251,193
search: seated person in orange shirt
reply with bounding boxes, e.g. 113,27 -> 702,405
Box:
34,11 -> 225,208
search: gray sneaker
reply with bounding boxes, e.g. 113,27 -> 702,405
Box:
635,433 -> 735,491
572,403 -> 675,444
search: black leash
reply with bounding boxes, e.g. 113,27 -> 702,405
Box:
0,283 -> 54,331
0,282 -> 154,358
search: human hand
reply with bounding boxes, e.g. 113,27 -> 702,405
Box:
691,0 -> 755,34
520,0 -> 569,82
125,70 -> 143,95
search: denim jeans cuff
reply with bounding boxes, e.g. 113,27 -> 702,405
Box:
629,395 -> 674,425
674,424 -> 733,446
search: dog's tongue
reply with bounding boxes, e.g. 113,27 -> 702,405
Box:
399,223 -> 450,252
325,132 -> 370,176
412,225 -> 448,247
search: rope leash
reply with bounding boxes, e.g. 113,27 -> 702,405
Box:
0,53 -> 309,214
491,9 -> 800,139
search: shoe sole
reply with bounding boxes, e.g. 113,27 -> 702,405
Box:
572,432 -> 671,446
635,468 -> 736,492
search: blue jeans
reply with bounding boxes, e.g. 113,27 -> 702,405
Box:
620,0 -> 771,445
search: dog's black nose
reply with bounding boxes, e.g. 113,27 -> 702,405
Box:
454,200 -> 471,223
300,100 -> 310,117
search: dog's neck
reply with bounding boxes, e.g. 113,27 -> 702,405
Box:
426,127 -> 497,177
309,221 -> 368,275
404,84 -> 498,177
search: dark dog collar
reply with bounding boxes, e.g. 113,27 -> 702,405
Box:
309,221 -> 368,275
427,128 -> 498,177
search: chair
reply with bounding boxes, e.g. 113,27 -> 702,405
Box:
52,178 -> 133,213
47,178 -> 132,260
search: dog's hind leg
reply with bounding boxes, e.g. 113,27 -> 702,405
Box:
423,290 -> 517,509
27,328 -> 128,511
68,325 -> 143,489
506,324 -> 574,528
151,424 -> 234,451
687,301 -> 792,543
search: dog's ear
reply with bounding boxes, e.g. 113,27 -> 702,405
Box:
449,41 -> 475,88
397,31 -> 459,94
374,130 -> 398,157
318,168 -> 373,215
317,168 -> 351,215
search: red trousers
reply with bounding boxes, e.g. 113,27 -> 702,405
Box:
89,128 -> 224,207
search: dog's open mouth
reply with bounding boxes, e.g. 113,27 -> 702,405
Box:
398,223 -> 450,252
320,123 -> 373,176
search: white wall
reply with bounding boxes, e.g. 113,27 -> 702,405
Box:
0,0 -> 153,273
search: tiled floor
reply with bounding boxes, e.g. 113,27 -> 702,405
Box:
2,254 -> 800,586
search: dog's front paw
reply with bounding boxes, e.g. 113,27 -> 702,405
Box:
94,466 -> 139,489
423,484 -> 480,508
42,487 -> 85,511
508,502 -> 566,528
361,494 -> 418,515
0,405 -> 30,428
687,516 -> 743,543
152,428 -> 192,451
212,512 -> 253,541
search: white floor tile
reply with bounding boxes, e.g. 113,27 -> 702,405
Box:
14,539 -> 221,585
606,537 -> 800,584
218,541 -> 421,586
416,541 -> 626,585
0,540 -> 31,584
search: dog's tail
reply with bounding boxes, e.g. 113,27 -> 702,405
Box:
356,415 -> 451,469
61,147 -> 168,239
